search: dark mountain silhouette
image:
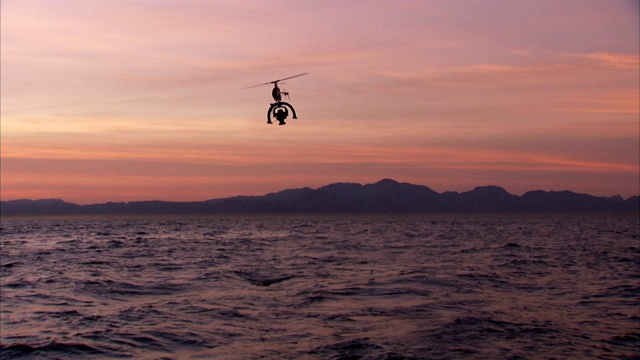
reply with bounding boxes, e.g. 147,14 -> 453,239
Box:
0,199 -> 82,216
1,179 -> 638,216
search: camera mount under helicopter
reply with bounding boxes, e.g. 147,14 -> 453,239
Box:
267,101 -> 298,125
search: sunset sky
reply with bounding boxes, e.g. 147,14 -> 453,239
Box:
2,0 -> 639,204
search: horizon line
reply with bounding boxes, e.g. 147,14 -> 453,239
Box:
2,179 -> 638,206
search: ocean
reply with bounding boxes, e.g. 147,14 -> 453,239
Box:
1,214 -> 638,359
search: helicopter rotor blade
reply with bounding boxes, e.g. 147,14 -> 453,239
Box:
244,81 -> 273,89
244,72 -> 309,89
274,72 -> 309,83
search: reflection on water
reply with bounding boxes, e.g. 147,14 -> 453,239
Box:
1,214 -> 638,359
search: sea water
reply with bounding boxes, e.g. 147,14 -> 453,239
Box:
1,214 -> 638,359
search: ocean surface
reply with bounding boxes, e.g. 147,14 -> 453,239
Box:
0,214 -> 638,359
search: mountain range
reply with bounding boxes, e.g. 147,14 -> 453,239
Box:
1,179 -> 638,216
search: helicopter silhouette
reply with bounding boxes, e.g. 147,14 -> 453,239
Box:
246,73 -> 309,125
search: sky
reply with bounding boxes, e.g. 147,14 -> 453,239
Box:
1,0 -> 639,204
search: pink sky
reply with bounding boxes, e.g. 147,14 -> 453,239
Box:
1,0 -> 638,204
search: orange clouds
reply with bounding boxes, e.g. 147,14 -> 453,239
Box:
573,52 -> 640,71
3,137 -> 636,204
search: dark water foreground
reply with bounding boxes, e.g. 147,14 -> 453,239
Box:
1,214 -> 638,359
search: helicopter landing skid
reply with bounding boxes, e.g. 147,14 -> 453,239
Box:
267,101 -> 297,125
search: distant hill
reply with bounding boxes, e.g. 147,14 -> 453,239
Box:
1,179 -> 638,216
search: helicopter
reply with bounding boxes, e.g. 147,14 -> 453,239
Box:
246,73 -> 309,125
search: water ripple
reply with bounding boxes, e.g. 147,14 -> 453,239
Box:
1,214 -> 638,359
